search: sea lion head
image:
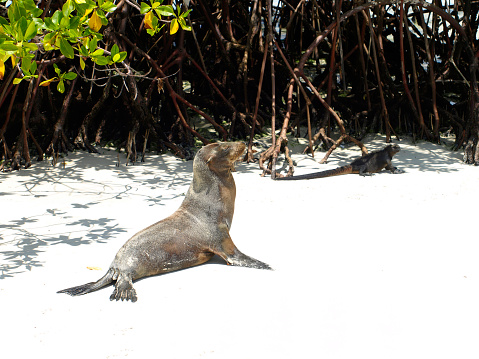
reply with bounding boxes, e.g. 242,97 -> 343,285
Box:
195,142 -> 246,175
190,142 -> 245,194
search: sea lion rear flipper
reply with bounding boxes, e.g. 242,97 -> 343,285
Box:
57,268 -> 115,297
109,274 -> 137,302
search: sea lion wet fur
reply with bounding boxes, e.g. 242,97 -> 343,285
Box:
58,142 -> 271,302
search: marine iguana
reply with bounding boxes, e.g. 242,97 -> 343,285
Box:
276,144 -> 403,180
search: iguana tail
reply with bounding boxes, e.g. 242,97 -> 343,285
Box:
57,268 -> 115,296
275,165 -> 353,180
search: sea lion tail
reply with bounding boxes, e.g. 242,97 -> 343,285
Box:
57,268 -> 115,297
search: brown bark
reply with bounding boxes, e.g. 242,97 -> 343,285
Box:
46,77 -> 78,157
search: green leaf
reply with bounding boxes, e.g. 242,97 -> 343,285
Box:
57,79 -> 65,93
140,3 -> 151,15
21,56 -> 32,74
181,9 -> 192,18
33,17 -> 44,29
155,5 -> 175,17
30,59 -> 37,74
13,77 -> 23,85
75,0 -> 97,15
19,16 -> 28,30
60,15 -> 70,28
112,53 -> 120,62
100,1 -> 117,13
51,10 -> 63,26
59,37 -> 74,59
79,45 -> 89,56
62,0 -> 74,17
43,42 -> 55,51
63,72 -> 77,80
8,1 -> 24,23
66,27 -> 81,40
53,63 -> 61,75
16,17 -> 28,41
85,0 -> 98,10
0,43 -> 19,52
79,56 -> 85,70
89,37 -> 98,51
2,24 -> 13,36
43,17 -> 57,31
116,51 -> 127,63
0,17 -> 8,27
32,8 -> 44,18
24,20 -> 37,41
24,0 -> 43,18
110,43 -> 119,56
91,48 -> 104,56
93,55 -> 109,66
178,16 -> 191,31
97,9 -> 109,26
70,15 -> 80,29
24,74 -> 39,82
24,43 -> 39,52
43,32 -> 55,48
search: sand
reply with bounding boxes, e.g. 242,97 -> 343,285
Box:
1,134 -> 478,359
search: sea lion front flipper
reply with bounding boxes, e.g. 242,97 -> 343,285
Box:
110,274 -> 137,302
225,249 -> 272,270
213,228 -> 272,270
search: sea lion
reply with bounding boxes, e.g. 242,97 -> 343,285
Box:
58,142 -> 271,302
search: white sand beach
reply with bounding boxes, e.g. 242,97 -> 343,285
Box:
1,134 -> 478,359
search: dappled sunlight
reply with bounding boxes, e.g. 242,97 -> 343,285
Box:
0,150 -> 197,279
0,137 -> 474,280
3,149 -> 194,202
277,134 -> 465,175
0,212 -> 127,279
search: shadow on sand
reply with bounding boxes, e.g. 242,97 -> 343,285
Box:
0,138 -> 462,279
0,149 -> 218,279
286,136 -> 464,174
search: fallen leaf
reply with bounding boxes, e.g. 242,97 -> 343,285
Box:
87,266 -> 102,270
